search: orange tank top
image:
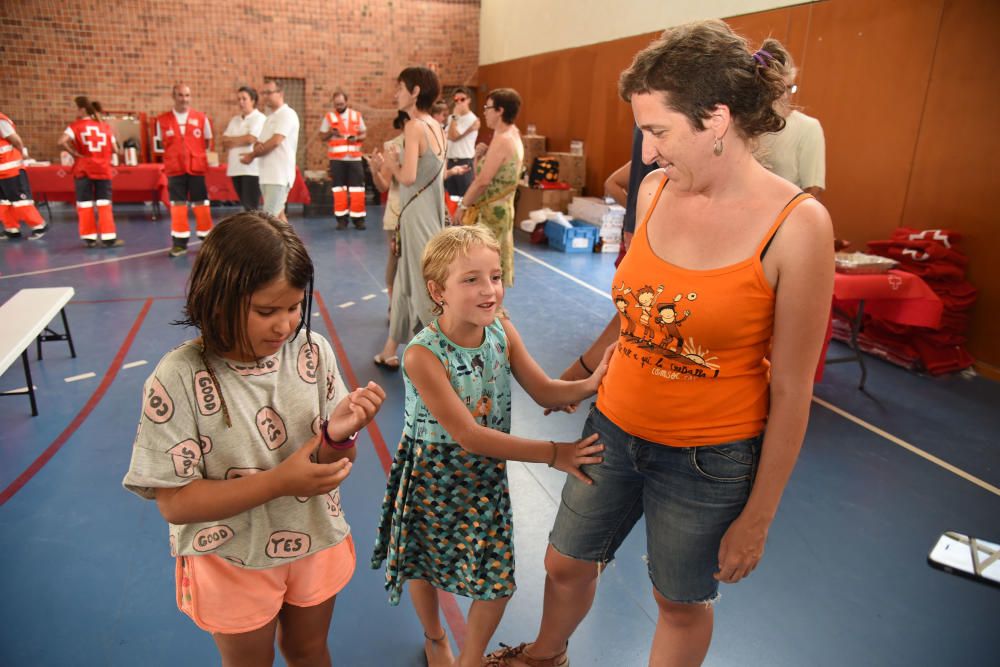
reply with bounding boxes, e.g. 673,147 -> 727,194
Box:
597,175 -> 811,446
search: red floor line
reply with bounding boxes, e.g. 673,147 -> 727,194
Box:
313,290 -> 469,648
74,296 -> 184,304
0,298 -> 153,506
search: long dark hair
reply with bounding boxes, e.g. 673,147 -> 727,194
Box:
175,211 -> 315,426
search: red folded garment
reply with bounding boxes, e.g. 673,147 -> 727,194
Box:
867,239 -> 968,267
892,227 -> 963,248
536,181 -> 571,190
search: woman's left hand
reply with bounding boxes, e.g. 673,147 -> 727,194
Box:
714,512 -> 769,583
327,381 -> 386,440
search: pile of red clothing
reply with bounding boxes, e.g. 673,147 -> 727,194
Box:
833,228 -> 977,375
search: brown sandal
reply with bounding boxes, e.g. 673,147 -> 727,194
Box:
483,642 -> 569,667
424,632 -> 452,667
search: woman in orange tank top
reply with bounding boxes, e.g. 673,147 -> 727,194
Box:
489,21 -> 834,667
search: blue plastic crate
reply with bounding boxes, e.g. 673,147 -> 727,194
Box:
545,218 -> 599,253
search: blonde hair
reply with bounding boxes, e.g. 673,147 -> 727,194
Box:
422,226 -> 501,316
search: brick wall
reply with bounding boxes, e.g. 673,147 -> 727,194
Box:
0,0 -> 480,168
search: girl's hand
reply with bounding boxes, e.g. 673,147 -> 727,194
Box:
327,381 -> 386,440
551,433 -> 604,484
474,142 -> 488,160
273,435 -> 352,497
714,512 -> 770,583
585,342 -> 616,392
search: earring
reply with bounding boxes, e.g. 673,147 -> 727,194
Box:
713,137 -> 724,156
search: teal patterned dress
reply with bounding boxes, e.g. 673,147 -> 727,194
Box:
371,318 -> 515,605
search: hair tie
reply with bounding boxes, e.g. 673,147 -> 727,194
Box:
752,49 -> 774,68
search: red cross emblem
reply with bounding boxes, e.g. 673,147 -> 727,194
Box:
887,274 -> 903,290
80,126 -> 108,153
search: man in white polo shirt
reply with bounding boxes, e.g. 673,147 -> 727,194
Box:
444,87 -> 479,200
242,79 -> 299,222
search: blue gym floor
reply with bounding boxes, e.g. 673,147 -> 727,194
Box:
1,203 -> 997,666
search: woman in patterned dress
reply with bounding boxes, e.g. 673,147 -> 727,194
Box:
458,88 -> 524,286
372,226 -> 613,667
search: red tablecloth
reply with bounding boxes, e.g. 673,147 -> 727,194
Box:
25,164 -> 166,203
204,166 -> 311,205
817,269 -> 944,383
25,164 -> 311,206
832,269 -> 943,328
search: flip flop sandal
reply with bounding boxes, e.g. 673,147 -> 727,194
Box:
483,642 -> 569,667
373,354 -> 400,370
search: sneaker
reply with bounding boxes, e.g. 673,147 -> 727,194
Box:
27,226 -> 48,240
336,220 -> 348,231
84,239 -> 98,248
353,221 -> 367,230
4,230 -> 22,240
168,245 -> 187,257
103,238 -> 124,248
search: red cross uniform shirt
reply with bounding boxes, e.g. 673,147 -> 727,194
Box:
65,118 -> 116,180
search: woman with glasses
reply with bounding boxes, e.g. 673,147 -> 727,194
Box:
753,40 -> 826,198
457,88 -> 524,286
220,86 -> 266,210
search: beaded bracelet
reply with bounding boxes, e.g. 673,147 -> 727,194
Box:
321,419 -> 358,451
547,441 -> 558,468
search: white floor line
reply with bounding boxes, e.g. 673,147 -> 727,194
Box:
514,247 -> 611,301
362,294 -> 376,301
0,241 -> 203,280
122,360 -> 148,370
812,396 -> 999,497
516,243 -> 997,496
64,372 -> 96,383
381,288 -> 389,293
313,311 -> 320,317
338,301 -> 355,308
4,386 -> 37,393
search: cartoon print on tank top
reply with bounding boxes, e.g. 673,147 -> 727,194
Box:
615,282 -> 719,379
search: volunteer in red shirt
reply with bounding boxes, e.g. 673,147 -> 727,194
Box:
57,96 -> 123,248
154,84 -> 214,257
317,90 -> 367,229
0,111 -> 48,240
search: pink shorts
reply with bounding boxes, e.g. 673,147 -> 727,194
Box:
176,535 -> 356,635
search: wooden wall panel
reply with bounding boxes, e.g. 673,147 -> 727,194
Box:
806,0 -> 944,245
478,0 -> 1000,370
901,0 -> 1000,373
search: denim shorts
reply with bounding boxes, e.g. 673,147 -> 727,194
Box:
549,405 -> 761,603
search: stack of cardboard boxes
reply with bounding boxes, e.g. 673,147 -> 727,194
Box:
514,133 -> 588,223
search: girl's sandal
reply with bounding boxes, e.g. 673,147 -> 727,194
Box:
483,642 -> 569,667
424,631 -> 452,667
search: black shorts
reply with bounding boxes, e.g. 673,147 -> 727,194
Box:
74,177 -> 113,202
0,173 -> 30,203
167,174 -> 208,203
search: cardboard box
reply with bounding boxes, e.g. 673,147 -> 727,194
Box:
514,184 -> 573,222
546,151 -> 586,192
521,134 -> 546,183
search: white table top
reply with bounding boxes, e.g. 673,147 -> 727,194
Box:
0,287 -> 75,376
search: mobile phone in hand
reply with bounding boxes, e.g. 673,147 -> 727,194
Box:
927,531 -> 1000,589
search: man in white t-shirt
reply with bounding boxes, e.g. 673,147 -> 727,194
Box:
754,70 -> 825,197
242,79 -> 300,222
444,87 -> 479,199
220,86 -> 266,210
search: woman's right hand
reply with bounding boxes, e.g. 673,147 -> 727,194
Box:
272,434 -> 353,498
551,433 -> 604,484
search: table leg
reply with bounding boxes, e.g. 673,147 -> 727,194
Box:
827,299 -> 869,391
22,350 -> 38,417
151,193 -> 161,220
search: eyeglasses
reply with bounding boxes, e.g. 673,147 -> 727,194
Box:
261,90 -> 277,95
483,105 -> 496,111
454,96 -> 468,103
